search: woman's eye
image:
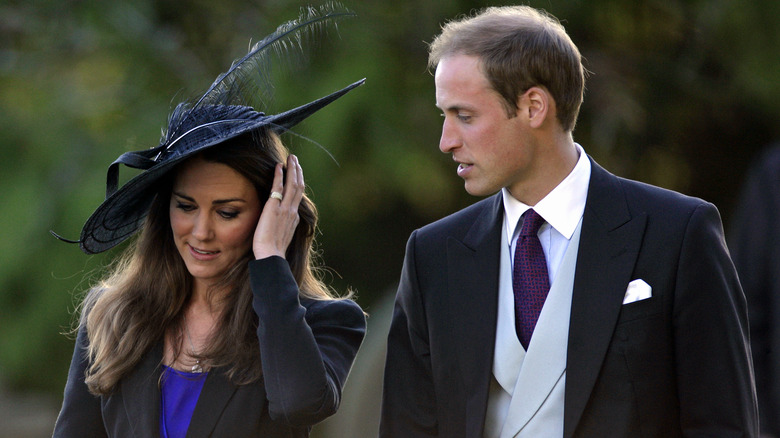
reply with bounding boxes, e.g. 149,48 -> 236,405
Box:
176,202 -> 195,212
219,211 -> 239,219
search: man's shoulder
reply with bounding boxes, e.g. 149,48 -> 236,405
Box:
592,159 -> 710,213
616,174 -> 710,213
413,194 -> 500,241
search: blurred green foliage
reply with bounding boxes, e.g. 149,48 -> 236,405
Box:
0,0 -> 778,400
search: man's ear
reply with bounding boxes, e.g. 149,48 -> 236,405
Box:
519,86 -> 550,129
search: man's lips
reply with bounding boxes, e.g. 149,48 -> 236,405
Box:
456,162 -> 473,177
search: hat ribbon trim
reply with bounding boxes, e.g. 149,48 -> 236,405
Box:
155,118 -> 260,162
105,149 -> 159,199
104,118 -> 262,199
49,229 -> 80,244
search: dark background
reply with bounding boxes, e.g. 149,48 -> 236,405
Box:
1,0 -> 778,435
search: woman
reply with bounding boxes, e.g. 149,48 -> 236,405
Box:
52,7 -> 366,437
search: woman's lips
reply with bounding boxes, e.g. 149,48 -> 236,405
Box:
189,245 -> 220,260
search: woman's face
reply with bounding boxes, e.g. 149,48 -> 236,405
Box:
169,156 -> 262,290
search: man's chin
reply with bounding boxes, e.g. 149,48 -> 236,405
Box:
464,182 -> 496,197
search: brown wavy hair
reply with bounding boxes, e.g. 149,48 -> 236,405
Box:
80,129 -> 339,395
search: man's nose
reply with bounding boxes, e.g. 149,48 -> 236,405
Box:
439,117 -> 460,153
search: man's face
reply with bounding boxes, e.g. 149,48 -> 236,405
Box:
435,54 -> 538,197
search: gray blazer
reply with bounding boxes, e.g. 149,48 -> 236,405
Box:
53,256 -> 366,438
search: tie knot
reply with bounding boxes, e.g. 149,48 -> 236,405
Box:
519,209 -> 545,237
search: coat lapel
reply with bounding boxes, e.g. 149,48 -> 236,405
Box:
447,194 -> 503,438
186,368 -> 240,438
563,161 -> 647,438
121,342 -> 163,437
119,342 -> 243,438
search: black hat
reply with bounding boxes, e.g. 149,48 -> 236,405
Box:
54,4 -> 364,254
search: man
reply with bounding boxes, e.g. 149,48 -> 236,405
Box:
380,6 -> 758,438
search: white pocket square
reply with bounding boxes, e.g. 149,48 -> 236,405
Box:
623,279 -> 652,304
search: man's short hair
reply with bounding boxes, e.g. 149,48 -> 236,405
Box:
429,6 -> 585,132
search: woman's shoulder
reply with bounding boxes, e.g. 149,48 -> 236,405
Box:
76,286 -> 107,323
301,297 -> 366,329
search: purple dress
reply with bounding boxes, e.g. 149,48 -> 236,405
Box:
160,366 -> 208,438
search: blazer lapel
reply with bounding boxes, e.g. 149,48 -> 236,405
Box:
447,194 -> 503,438
186,368 -> 240,438
563,160 -> 647,438
119,341 -> 242,438
121,342 -> 163,437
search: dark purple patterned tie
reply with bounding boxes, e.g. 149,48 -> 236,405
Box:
513,209 -> 550,349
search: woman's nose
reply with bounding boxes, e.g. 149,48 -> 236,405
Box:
191,212 -> 213,241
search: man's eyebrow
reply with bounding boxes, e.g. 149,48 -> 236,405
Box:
437,103 -> 470,112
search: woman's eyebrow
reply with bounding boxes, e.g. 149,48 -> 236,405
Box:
172,191 -> 247,205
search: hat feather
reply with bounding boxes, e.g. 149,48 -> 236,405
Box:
164,3 -> 355,147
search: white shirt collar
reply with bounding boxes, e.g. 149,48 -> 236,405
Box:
502,143 -> 591,244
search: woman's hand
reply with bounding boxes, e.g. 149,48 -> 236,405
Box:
252,154 -> 304,260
